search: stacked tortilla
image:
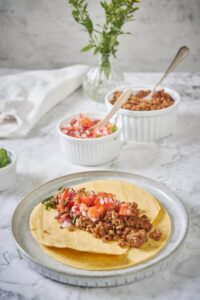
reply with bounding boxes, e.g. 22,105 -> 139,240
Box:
30,180 -> 171,270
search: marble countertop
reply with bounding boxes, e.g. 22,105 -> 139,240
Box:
0,71 -> 200,300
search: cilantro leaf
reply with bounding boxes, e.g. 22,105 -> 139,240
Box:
42,196 -> 56,210
111,124 -> 117,133
0,148 -> 10,168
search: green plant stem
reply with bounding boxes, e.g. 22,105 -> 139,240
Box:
68,0 -> 140,78
100,54 -> 110,79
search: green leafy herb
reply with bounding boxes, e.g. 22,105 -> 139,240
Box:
67,0 -> 139,77
111,124 -> 117,133
0,148 -> 10,168
42,195 -> 56,210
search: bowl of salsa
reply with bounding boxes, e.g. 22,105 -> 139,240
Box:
57,112 -> 122,166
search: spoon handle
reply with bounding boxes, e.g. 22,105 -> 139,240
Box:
153,46 -> 190,93
90,89 -> 132,131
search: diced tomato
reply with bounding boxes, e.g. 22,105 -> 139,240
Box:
56,204 -> 63,212
118,203 -> 132,216
67,200 -> 74,209
97,192 -> 107,197
96,205 -> 105,215
104,200 -> 116,210
87,205 -> 105,220
79,195 -> 92,206
79,191 -> 97,206
66,129 -> 76,137
88,193 -> 96,204
94,193 -> 116,210
60,189 -> 69,203
94,197 -> 101,206
80,117 -> 93,129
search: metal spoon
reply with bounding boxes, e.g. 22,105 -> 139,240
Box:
144,46 -> 190,101
89,89 -> 132,131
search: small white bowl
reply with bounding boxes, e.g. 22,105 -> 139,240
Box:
105,85 -> 180,142
0,149 -> 17,191
57,112 -> 122,166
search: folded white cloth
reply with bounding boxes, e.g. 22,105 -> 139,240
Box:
0,65 -> 89,138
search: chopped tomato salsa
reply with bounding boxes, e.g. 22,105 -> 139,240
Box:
47,188 -> 122,223
42,187 -> 162,248
61,113 -> 117,138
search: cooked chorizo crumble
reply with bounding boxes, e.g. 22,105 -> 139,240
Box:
42,187 -> 162,248
110,89 -> 174,111
76,208 -> 152,248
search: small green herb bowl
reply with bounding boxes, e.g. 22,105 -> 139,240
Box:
0,149 -> 17,191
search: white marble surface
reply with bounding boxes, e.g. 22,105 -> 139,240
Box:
0,0 -> 200,72
0,71 -> 200,299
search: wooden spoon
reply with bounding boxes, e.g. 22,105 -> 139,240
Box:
89,89 -> 132,131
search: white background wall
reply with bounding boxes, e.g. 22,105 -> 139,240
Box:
0,0 -> 199,71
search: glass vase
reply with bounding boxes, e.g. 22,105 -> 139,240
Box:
83,54 -> 124,103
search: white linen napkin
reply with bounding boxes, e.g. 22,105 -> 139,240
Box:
0,65 -> 89,138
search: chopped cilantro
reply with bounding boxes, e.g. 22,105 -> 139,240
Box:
42,195 -> 56,210
111,124 -> 117,133
0,148 -> 10,168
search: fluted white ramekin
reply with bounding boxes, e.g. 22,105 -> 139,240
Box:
0,149 -> 17,191
105,85 -> 180,142
57,112 -> 121,166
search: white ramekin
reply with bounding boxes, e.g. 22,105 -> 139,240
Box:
105,85 -> 180,142
0,149 -> 17,191
57,112 -> 122,166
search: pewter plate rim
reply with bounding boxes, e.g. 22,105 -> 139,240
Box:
12,170 -> 188,281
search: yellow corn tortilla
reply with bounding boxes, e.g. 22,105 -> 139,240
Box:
41,207 -> 171,270
30,180 -> 163,256
30,202 -> 127,255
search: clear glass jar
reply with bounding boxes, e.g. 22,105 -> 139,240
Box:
83,54 -> 124,103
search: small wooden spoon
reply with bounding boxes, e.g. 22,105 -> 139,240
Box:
89,89 -> 132,131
